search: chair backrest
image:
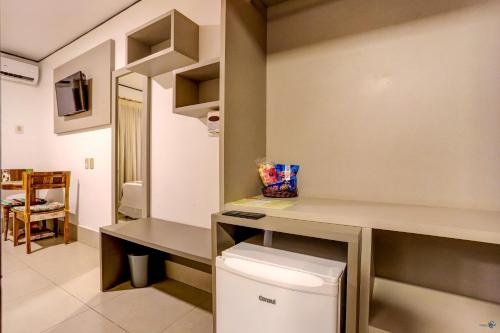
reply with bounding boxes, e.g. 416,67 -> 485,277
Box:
23,171 -> 71,213
1,169 -> 28,182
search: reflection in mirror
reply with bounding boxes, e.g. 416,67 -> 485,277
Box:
116,72 -> 148,222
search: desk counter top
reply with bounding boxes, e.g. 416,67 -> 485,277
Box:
225,196 -> 500,245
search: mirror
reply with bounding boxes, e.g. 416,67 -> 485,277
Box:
112,69 -> 150,223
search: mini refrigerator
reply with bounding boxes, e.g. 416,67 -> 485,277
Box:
216,242 -> 346,333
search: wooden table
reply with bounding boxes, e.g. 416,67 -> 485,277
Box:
1,180 -> 45,241
1,181 -> 23,239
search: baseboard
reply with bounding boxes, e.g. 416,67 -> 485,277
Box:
69,224 -> 99,248
164,260 -> 212,293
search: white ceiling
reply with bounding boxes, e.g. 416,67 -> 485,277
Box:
0,0 -> 139,61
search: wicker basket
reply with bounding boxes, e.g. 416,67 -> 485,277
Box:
261,181 -> 298,198
262,189 -> 298,198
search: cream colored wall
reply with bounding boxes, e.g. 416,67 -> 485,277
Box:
150,73 -> 220,227
266,0 -> 500,211
1,80 -> 46,169
150,25 -> 220,228
1,0 -> 221,231
118,85 -> 143,101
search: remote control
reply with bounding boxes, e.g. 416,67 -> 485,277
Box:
222,211 -> 266,220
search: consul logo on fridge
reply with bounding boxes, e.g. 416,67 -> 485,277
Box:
258,295 -> 276,305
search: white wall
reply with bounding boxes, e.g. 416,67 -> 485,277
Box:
267,0 -> 500,211
1,80 -> 46,169
1,0 -> 221,231
150,74 -> 220,226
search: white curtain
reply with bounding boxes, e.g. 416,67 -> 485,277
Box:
118,98 -> 142,194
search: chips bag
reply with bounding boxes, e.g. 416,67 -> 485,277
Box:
275,164 -> 300,185
258,161 -> 278,186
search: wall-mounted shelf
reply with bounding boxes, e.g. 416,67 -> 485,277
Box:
175,101 -> 220,118
173,58 -> 220,118
126,10 -> 199,77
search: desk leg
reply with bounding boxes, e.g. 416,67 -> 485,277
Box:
100,232 -> 128,291
346,240 -> 360,333
359,228 -> 373,333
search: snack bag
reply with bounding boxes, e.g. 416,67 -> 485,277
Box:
258,161 -> 278,186
275,164 -> 300,184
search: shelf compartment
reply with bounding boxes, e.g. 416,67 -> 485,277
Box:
370,277 -> 500,333
126,9 -> 199,76
175,101 -> 220,118
173,58 -> 220,118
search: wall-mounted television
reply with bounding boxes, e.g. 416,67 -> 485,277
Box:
55,71 -> 89,116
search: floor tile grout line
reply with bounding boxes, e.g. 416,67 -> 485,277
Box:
38,306 -> 91,333
2,241 -> 97,273
11,240 -> 131,331
87,294 -> 137,333
86,304 -> 131,333
3,275 -> 90,333
1,267 -> 57,305
156,293 -> 213,333
158,305 -> 199,333
33,269 -> 129,332
5,243 -> 100,289
36,282 -> 96,332
3,265 -> 62,306
85,284 -> 130,309
2,240 -> 100,332
3,240 -> 213,333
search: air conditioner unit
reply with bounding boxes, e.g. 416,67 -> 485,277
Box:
0,53 -> 39,85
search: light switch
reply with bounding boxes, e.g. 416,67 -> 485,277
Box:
85,158 -> 94,169
15,125 -> 24,134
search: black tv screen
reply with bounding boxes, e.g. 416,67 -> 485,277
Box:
55,71 -> 89,116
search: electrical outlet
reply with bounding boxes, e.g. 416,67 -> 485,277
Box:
85,158 -> 89,169
15,125 -> 24,134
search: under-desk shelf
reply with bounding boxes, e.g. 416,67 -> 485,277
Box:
369,277 -> 500,333
126,10 -> 199,76
225,196 -> 500,244
100,218 -> 211,265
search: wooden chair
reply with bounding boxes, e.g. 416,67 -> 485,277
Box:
12,171 -> 71,254
1,169 -> 27,241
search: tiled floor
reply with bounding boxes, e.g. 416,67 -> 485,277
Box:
1,237 -> 213,333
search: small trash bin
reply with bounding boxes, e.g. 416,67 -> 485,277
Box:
128,253 -> 149,288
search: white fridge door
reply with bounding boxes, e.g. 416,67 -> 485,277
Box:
216,265 -> 338,333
